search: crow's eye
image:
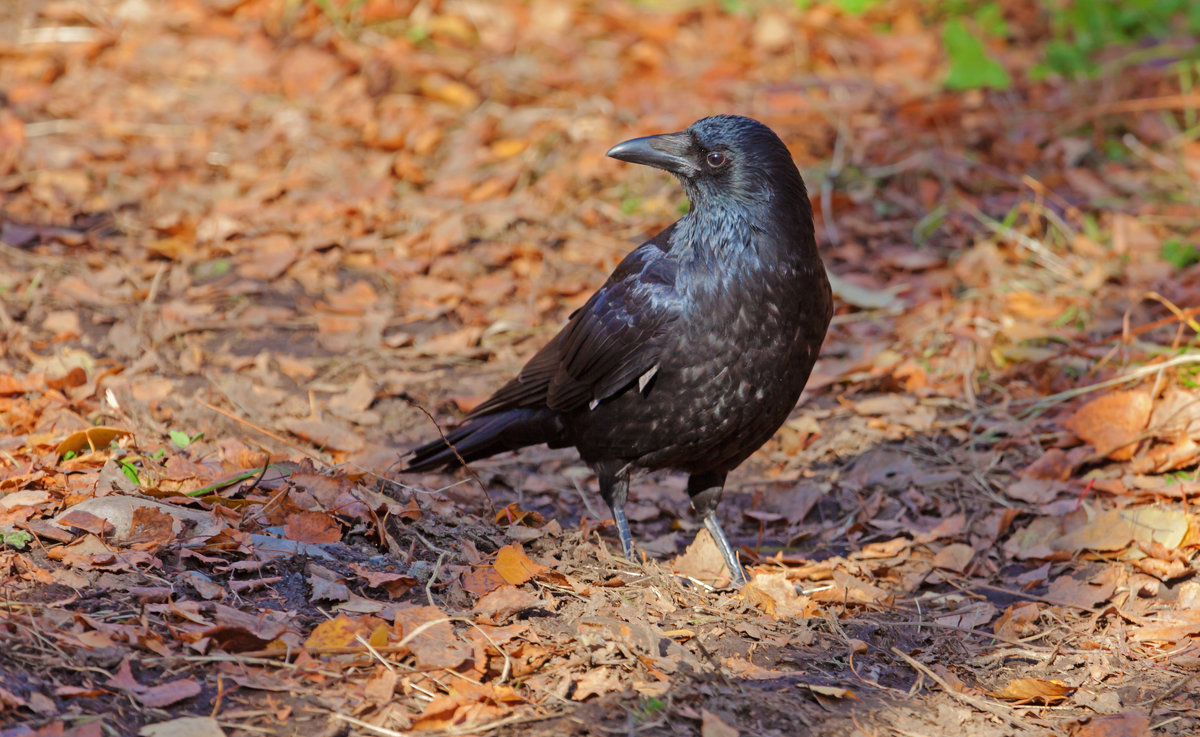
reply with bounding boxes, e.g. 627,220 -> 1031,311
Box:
706,151 -> 728,168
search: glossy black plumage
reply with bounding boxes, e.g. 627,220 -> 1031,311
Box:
406,115 -> 833,584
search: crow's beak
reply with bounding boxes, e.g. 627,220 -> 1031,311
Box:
606,131 -> 696,175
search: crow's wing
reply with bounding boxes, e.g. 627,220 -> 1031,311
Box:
467,229 -> 679,419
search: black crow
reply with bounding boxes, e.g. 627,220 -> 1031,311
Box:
406,115 -> 832,585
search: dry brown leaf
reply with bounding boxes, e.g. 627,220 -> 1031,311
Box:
701,709 -> 739,737
303,614 -> 384,650
138,717 -> 226,737
493,543 -> 544,586
1062,390 -> 1152,461
934,600 -> 996,630
804,684 -> 858,700
363,667 -> 398,706
671,528 -> 732,587
283,511 -> 342,544
351,566 -> 417,600
1045,574 -> 1117,609
137,678 -> 203,708
572,666 -> 623,701
461,566 -> 507,597
55,426 -> 132,458
1005,478 -> 1067,504
124,506 -> 177,550
932,543 -> 974,572
994,602 -> 1041,640
495,502 -> 545,528
1132,435 -> 1200,473
395,605 -> 470,669
1071,712 -> 1151,737
987,677 -> 1073,703
1054,508 -> 1134,553
1121,506 -> 1189,549
57,509 -> 115,536
472,585 -> 543,625
745,572 -> 809,618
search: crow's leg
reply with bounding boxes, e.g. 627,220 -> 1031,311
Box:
688,472 -> 748,586
597,463 -> 634,560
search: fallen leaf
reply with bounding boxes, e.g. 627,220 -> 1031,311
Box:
55,426 -> 132,458
744,572 -> 809,618
304,614 -> 382,650
57,510 -> 115,536
461,566 -> 507,597
139,716 -> 226,737
493,543 -> 544,586
137,678 -> 202,708
1055,508 -> 1134,553
1045,574 -> 1116,609
804,684 -> 858,700
284,511 -> 342,544
994,602 -> 1041,640
124,506 -> 177,549
932,543 -> 974,572
395,606 -> 470,669
572,666 -> 623,701
1071,711 -> 1150,737
472,585 -> 543,625
987,677 -> 1073,703
352,567 -> 417,599
1120,506 -> 1189,549
701,708 -> 739,737
671,528 -> 731,588
1062,390 -> 1152,460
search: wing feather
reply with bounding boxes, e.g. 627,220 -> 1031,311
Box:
465,233 -> 678,419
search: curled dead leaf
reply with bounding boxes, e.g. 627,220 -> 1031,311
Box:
987,677 -> 1073,703
56,426 -> 132,458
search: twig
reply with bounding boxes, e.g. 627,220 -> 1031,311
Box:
426,552 -> 447,607
403,397 -> 496,516
891,648 -> 1034,733
960,199 -> 1073,279
332,711 -> 532,737
1004,354 -> 1200,414
195,396 -> 328,463
1084,92 -> 1200,117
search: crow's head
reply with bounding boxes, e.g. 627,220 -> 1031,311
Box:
606,115 -> 807,212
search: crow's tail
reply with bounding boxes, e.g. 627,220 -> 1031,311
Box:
405,408 -> 561,472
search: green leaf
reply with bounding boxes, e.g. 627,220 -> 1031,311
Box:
943,19 -> 1012,90
119,459 -> 141,486
1162,238 -> 1200,269
170,430 -> 193,448
976,2 -> 1009,37
831,0 -> 882,14
3,528 -> 32,549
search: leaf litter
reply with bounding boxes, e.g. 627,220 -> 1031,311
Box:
2,0 -> 1200,736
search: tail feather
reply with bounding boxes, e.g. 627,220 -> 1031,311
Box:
406,408 -> 559,472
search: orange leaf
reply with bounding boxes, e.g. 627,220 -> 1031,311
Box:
494,502 -> 544,528
1073,712 -> 1150,737
304,614 -> 377,650
986,677 -> 1073,703
1062,390 -> 1152,461
55,427 -> 132,458
283,511 -> 342,544
461,566 -> 507,597
493,544 -> 544,586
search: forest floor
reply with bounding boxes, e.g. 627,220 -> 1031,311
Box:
2,1 -> 1200,736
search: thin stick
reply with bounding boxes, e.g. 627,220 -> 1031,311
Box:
195,397 -> 327,463
891,648 -> 1033,733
